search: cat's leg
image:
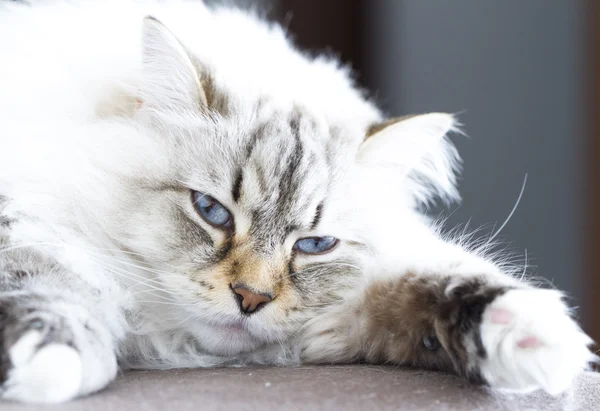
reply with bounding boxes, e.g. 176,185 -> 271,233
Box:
300,232 -> 595,395
0,270 -> 119,404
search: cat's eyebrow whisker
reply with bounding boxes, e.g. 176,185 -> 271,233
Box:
212,139 -> 231,159
183,125 -> 231,158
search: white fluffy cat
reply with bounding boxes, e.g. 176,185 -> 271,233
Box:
0,0 -> 594,404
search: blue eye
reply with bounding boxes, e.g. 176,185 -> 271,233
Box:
192,191 -> 233,229
294,236 -> 338,255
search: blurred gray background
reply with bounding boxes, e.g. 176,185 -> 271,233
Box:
274,0 -> 589,312
365,1 -> 586,305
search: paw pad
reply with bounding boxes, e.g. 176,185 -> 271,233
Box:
516,336 -> 542,349
489,308 -> 514,325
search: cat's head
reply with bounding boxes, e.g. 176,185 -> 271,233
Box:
108,17 -> 461,356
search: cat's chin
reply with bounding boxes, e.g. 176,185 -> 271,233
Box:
190,319 -> 273,356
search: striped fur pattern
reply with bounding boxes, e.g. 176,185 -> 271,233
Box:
0,0 -> 594,404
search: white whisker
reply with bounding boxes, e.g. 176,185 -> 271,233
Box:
490,173 -> 528,241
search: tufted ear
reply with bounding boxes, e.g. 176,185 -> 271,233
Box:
139,16 -> 207,114
357,113 -> 462,206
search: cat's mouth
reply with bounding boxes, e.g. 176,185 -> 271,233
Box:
192,318 -> 273,355
207,318 -> 263,341
216,320 -> 249,333
193,313 -> 290,356
210,317 -> 283,346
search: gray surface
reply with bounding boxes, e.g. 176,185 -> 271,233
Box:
2,366 -> 599,410
365,0 -> 585,306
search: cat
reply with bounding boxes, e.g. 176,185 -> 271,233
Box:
0,0 -> 594,404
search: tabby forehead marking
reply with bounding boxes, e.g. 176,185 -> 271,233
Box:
238,112 -> 329,248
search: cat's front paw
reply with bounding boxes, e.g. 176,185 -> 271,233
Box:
478,288 -> 595,395
298,304 -> 363,364
1,315 -> 82,404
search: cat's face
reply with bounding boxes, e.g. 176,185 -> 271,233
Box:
108,18 -> 457,357
106,18 -> 376,356
130,111 -> 369,356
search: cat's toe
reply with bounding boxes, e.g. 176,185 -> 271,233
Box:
2,333 -> 82,404
478,288 -> 595,395
299,306 -> 362,364
1,316 -> 82,404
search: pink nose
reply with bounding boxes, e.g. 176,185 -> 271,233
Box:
231,284 -> 273,315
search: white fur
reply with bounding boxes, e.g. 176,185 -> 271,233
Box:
480,289 -> 595,396
0,1 -> 385,397
3,332 -> 82,404
357,113 -> 462,207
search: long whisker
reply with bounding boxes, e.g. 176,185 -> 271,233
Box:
134,300 -> 198,307
100,254 -> 179,278
489,173 -> 528,241
0,241 -> 66,254
87,254 -> 171,289
174,311 -> 199,327
81,248 -> 180,277
87,256 -> 182,299
80,245 -> 177,267
286,261 -> 362,282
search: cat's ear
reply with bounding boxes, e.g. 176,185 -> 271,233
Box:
139,16 -> 207,113
357,113 -> 462,206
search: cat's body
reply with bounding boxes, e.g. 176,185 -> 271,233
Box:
0,0 -> 594,404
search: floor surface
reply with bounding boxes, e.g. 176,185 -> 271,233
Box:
3,366 -> 599,410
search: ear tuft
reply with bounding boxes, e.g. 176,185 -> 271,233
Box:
139,16 -> 207,114
357,113 -> 463,207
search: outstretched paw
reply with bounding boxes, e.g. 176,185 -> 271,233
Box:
479,289 -> 594,395
1,315 -> 82,404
